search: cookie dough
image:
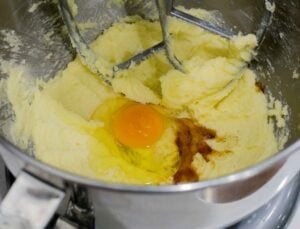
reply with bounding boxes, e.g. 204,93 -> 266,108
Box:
3,10 -> 282,184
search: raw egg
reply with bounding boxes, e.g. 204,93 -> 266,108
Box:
112,103 -> 165,148
89,97 -> 179,184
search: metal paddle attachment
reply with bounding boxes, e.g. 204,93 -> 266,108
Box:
58,0 -> 273,84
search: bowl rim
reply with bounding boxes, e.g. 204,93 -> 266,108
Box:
0,137 -> 299,193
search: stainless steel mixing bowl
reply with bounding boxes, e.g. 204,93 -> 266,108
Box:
0,0 -> 299,228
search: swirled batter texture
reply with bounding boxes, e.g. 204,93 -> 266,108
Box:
4,10 -> 283,184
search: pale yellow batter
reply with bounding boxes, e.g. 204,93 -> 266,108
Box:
2,10 -> 284,184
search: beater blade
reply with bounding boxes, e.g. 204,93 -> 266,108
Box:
59,0 -> 273,82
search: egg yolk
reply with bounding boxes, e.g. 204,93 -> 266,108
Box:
112,104 -> 165,148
